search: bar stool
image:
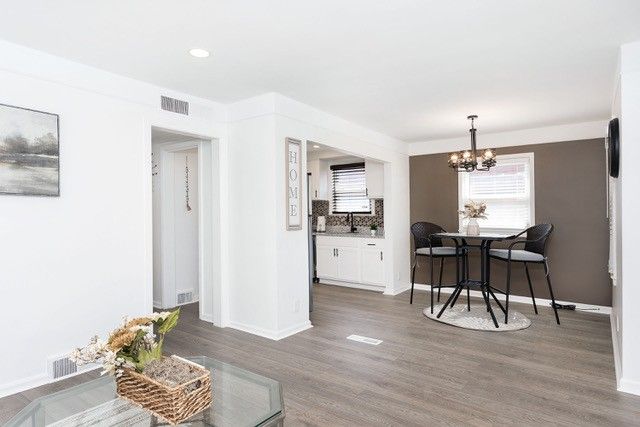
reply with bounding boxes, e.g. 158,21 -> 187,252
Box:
489,223 -> 560,325
410,222 -> 466,313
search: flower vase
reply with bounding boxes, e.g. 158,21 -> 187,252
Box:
467,218 -> 480,236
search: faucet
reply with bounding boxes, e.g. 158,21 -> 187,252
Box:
346,212 -> 357,233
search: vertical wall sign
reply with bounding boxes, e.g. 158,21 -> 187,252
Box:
286,137 -> 303,230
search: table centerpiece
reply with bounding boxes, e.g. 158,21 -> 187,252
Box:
70,309 -> 212,425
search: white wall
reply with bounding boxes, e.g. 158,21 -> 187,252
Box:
173,149 -> 199,303
0,40 -> 227,396
224,93 -> 411,339
0,40 -> 411,395
152,143 -> 201,308
614,39 -> 640,396
226,113 -> 279,336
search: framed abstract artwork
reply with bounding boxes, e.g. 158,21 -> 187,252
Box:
0,103 -> 59,196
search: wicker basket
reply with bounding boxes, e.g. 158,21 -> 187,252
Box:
116,355 -> 212,425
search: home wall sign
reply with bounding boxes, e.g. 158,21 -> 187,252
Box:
286,137 -> 302,230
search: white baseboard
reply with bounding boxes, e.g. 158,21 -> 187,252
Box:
0,365 -> 99,399
611,312 -> 621,388
318,279 -> 385,293
383,285 -> 411,296
199,313 -> 214,323
274,321 -> 313,340
227,320 -> 313,341
619,378 -> 640,396
411,283 -> 611,315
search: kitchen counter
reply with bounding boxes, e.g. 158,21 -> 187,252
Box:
313,229 -> 384,239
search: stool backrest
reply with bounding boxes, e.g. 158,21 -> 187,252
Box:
411,222 -> 446,250
524,223 -> 554,255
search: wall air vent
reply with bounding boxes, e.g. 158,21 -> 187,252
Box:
177,291 -> 194,305
48,356 -> 78,379
161,96 -> 189,115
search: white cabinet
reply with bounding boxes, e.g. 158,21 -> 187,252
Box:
316,244 -> 338,279
365,160 -> 384,199
361,241 -> 385,285
336,247 -> 361,282
307,159 -> 328,200
315,235 -> 385,289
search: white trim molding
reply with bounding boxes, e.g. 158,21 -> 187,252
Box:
319,279 -> 385,293
227,320 -> 313,341
411,284 -> 611,315
619,378 -> 640,396
0,365 -> 99,399
409,120 -> 607,156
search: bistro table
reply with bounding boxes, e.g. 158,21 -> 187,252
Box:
5,356 -> 284,427
432,231 -> 520,328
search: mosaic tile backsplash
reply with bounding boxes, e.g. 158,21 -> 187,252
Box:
312,199 -> 384,229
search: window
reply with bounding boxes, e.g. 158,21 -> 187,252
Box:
458,153 -> 534,233
330,162 -> 371,214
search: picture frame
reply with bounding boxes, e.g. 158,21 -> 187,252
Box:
286,137 -> 303,230
0,103 -> 60,196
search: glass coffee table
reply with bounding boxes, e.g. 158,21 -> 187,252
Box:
6,356 -> 284,427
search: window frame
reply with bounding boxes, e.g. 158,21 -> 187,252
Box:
457,152 -> 535,234
329,162 -> 372,215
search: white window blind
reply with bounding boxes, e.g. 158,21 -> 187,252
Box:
458,153 -> 534,233
331,163 -> 371,213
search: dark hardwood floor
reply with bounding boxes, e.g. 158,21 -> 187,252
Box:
2,284 -> 639,426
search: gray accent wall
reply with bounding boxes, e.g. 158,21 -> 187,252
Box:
409,138 -> 610,306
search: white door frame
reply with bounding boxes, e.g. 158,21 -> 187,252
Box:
153,134 -> 221,325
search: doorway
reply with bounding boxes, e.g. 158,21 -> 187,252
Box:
151,127 -> 218,323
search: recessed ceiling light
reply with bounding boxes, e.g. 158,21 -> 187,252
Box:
313,145 -> 320,148
189,48 -> 210,58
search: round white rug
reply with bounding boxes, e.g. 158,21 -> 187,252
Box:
423,304 -> 531,332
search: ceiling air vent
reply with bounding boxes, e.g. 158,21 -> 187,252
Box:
161,96 -> 189,115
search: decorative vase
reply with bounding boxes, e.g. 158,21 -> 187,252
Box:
371,229 -> 377,236
116,355 -> 212,425
467,218 -> 480,236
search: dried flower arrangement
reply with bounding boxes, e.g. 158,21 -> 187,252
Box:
459,201 -> 488,219
70,309 -> 180,377
71,309 -> 212,425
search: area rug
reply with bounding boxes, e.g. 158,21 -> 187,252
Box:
423,304 -> 531,332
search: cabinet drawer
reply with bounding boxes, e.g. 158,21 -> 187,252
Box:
360,239 -> 382,248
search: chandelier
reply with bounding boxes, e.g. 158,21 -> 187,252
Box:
448,115 -> 496,172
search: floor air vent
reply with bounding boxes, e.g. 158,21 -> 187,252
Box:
49,356 -> 78,379
177,291 -> 194,305
161,95 -> 189,115
347,335 -> 383,345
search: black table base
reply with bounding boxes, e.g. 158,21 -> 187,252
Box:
433,233 -> 517,328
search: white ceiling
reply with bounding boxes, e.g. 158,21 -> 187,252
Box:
1,1 -> 639,142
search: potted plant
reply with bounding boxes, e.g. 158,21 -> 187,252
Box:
70,309 -> 211,425
370,224 -> 378,236
459,201 -> 487,236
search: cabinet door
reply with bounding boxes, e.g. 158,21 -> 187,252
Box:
365,160 -> 384,199
336,246 -> 361,282
361,248 -> 385,285
316,245 -> 338,280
